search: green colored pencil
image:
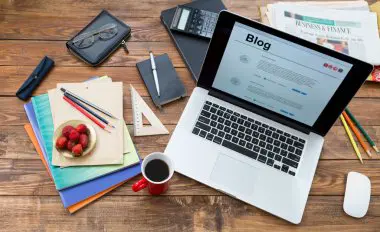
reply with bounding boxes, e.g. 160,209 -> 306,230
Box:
345,108 -> 379,153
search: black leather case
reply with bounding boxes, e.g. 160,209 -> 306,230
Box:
16,56 -> 54,101
66,10 -> 131,66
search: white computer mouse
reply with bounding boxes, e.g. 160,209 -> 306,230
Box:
343,172 -> 371,218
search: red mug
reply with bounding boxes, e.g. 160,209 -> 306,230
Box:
132,152 -> 174,195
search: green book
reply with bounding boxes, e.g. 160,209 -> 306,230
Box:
32,94 -> 140,190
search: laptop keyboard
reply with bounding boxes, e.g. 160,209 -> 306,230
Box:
191,101 -> 306,176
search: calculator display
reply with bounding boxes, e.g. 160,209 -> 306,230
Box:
178,9 -> 190,30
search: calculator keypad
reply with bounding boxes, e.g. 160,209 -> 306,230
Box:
188,9 -> 218,38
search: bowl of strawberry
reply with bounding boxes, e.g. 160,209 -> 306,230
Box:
54,120 -> 97,158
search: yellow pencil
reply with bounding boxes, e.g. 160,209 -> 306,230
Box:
340,115 -> 363,164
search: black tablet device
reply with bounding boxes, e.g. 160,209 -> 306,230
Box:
198,11 -> 373,136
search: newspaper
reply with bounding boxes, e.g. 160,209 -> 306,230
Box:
266,1 -> 370,25
268,1 -> 369,12
267,4 -> 380,65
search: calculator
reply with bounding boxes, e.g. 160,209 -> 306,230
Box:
170,6 -> 218,39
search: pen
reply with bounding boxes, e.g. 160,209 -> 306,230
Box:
149,51 -> 160,97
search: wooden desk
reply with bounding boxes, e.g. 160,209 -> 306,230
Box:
0,0 -> 379,231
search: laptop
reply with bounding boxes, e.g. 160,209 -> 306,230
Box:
165,11 -> 373,224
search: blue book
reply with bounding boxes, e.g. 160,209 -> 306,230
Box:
24,101 -> 141,208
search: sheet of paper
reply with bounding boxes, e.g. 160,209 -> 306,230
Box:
85,76 -> 129,154
49,82 -> 124,166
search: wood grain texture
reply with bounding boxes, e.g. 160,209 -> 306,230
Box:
0,95 -> 189,126
0,0 -> 379,230
0,0 -> 257,18
0,0 -> 191,18
0,15 -> 171,41
0,1 -> 257,41
0,66 -> 378,97
0,125 -> 379,197
0,95 -> 379,126
0,66 -> 195,97
0,158 -> 379,197
0,196 -> 379,231
0,41 -> 185,67
1,125 -> 379,161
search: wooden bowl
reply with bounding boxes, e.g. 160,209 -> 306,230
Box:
53,120 -> 97,158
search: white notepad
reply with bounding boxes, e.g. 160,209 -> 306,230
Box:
49,82 -> 124,167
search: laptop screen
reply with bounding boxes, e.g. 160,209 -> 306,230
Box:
212,22 -> 353,126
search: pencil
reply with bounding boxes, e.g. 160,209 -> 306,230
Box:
342,112 -> 372,158
345,108 -> 378,153
63,96 -> 111,133
340,115 -> 363,164
60,88 -> 118,120
64,93 -> 115,128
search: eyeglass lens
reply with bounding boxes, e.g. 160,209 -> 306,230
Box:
73,23 -> 118,49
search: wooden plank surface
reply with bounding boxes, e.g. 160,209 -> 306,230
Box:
0,96 -> 379,126
0,158 -> 380,196
1,125 -> 379,160
0,196 -> 379,231
0,41 -> 186,67
0,0 -> 379,231
0,66 -> 379,97
0,0 -> 258,18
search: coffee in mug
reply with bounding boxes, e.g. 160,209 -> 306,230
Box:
132,152 -> 174,195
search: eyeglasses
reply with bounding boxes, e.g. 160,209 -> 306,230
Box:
73,23 -> 118,49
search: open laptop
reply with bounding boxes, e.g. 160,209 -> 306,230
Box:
165,11 -> 373,224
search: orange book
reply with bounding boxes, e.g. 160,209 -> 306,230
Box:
24,124 -> 126,213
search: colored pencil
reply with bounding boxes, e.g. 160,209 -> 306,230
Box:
60,88 -> 118,119
340,115 -> 363,164
345,108 -> 378,153
342,112 -> 372,157
63,96 -> 110,133
64,93 -> 115,128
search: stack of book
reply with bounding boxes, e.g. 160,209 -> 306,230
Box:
24,76 -> 141,213
259,1 -> 380,82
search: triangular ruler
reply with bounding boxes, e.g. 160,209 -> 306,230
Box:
130,85 -> 169,136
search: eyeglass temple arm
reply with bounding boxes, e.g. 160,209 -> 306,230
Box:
73,24 -> 117,43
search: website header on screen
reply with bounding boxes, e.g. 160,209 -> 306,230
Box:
212,22 -> 353,126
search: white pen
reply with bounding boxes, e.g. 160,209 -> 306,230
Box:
149,51 -> 160,97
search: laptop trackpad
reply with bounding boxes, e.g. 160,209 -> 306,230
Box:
210,153 -> 258,196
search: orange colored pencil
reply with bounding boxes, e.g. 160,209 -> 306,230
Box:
342,111 -> 372,157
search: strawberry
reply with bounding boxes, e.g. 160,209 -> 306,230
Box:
66,140 -> 76,151
79,134 -> 89,149
76,124 -> 88,134
69,129 -> 80,142
72,144 -> 83,157
55,136 -> 68,149
62,125 -> 75,138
